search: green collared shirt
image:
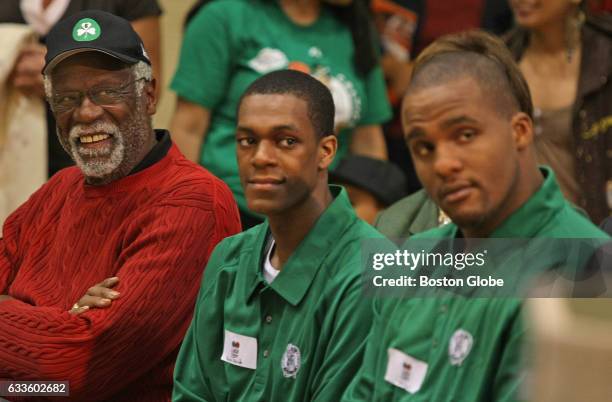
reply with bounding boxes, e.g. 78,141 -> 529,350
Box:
173,186 -> 382,402
343,168 -> 609,402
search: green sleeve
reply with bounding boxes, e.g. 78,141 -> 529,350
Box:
357,65 -> 392,127
172,240 -> 229,402
492,304 -> 526,402
340,297 -> 385,401
170,1 -> 234,109
310,276 -> 374,401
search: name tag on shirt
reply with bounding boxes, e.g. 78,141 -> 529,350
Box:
221,329 -> 258,370
385,348 -> 428,394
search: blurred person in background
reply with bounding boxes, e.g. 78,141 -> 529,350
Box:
0,0 -> 162,177
506,0 -> 612,224
170,0 -> 391,229
330,155 -> 407,224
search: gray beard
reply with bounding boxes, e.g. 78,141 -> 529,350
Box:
68,121 -> 126,179
57,103 -> 151,184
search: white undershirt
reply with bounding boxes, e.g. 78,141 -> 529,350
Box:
20,0 -> 71,36
263,238 -> 280,284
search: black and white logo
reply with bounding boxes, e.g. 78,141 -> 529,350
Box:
281,343 -> 301,378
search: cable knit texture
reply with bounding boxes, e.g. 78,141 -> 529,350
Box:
0,143 -> 241,401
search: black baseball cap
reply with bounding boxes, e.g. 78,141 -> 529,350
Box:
330,155 -> 408,206
43,10 -> 151,74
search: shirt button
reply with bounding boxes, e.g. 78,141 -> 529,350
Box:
439,305 -> 448,314
579,109 -> 587,119
263,349 -> 270,358
432,339 -> 439,347
265,315 -> 272,324
585,154 -> 592,163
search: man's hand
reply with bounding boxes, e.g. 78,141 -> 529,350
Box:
69,277 -> 121,315
10,43 -> 47,98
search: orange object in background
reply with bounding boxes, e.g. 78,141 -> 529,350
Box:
288,61 -> 310,74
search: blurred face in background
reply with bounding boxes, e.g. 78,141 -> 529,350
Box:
510,0 -> 581,29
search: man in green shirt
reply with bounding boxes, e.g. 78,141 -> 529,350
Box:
342,31 -> 609,401
172,70 -> 381,401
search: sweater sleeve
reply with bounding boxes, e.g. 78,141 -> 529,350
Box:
0,176 -> 51,293
0,208 -> 21,293
0,191 -> 240,399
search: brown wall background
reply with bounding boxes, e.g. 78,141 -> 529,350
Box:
154,0 -> 198,129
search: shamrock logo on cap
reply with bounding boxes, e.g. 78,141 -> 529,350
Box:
72,18 -> 101,41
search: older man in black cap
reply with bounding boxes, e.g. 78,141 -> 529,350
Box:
0,10 -> 240,401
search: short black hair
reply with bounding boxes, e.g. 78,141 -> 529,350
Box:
407,30 -> 533,119
238,69 -> 335,138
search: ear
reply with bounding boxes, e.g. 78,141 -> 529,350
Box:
144,78 -> 157,115
318,134 -> 337,170
510,112 -> 533,151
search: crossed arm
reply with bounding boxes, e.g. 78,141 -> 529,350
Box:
0,202 -> 240,399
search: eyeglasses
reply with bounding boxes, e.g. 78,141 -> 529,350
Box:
48,78 -> 146,113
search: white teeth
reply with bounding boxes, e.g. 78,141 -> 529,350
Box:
79,134 -> 110,144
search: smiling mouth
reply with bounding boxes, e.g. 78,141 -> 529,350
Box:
78,134 -> 112,144
248,178 -> 285,190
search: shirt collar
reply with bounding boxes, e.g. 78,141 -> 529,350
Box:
246,185 -> 357,306
129,129 -> 171,175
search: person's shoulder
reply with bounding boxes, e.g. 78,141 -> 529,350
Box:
39,166 -> 82,195
216,223 -> 264,259
375,189 -> 439,238
544,203 -> 610,238
586,13 -> 612,38
156,145 -> 236,208
378,189 -> 432,220
348,218 -> 384,239
201,224 -> 264,288
10,167 -> 81,216
320,219 -> 382,279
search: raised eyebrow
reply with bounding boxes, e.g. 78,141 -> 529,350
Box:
440,115 -> 479,129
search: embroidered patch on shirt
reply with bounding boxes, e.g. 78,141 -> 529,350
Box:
281,343 -> 301,378
448,329 -> 474,366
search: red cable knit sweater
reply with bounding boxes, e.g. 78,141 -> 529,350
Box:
0,143 -> 241,401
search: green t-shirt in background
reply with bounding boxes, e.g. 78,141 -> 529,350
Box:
171,0 -> 391,215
